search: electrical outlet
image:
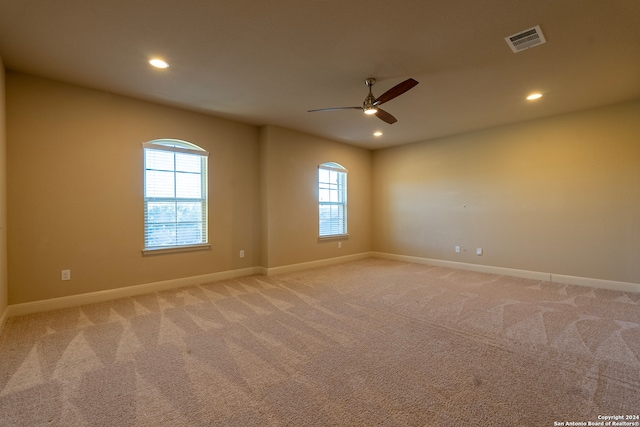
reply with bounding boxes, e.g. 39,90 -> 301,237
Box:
455,245 -> 461,253
476,248 -> 483,256
239,250 -> 245,258
61,270 -> 71,281
338,242 -> 342,249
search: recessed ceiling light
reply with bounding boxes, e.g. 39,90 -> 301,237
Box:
527,93 -> 542,100
149,59 -> 169,69
373,131 -> 383,137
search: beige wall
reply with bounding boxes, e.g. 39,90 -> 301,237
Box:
0,57 -> 7,317
260,125 -> 372,268
372,100 -> 640,284
6,73 -> 373,305
7,72 -> 261,304
6,70 -> 638,306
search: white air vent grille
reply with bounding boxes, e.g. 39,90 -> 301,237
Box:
505,25 -> 546,53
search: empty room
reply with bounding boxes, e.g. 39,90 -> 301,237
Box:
0,1 -> 639,425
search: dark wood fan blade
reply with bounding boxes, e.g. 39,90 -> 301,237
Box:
374,78 -> 419,106
308,106 -> 361,112
375,108 -> 397,124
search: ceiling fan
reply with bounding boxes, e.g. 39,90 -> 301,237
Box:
308,77 -> 419,124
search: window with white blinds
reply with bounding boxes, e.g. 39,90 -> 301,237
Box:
318,162 -> 347,237
143,139 -> 208,250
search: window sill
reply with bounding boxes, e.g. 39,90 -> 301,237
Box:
142,244 -> 211,256
317,234 -> 349,242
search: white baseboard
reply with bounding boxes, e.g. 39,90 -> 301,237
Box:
373,252 -> 550,281
5,252 -> 637,323
551,274 -> 640,293
0,305 -> 8,337
372,252 -> 640,293
4,253 -> 372,321
6,266 -> 263,318
265,252 -> 373,276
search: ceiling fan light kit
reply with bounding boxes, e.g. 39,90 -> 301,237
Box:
363,78 -> 378,114
308,77 -> 419,124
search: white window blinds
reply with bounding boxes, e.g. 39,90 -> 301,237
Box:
143,140 -> 208,250
318,162 -> 347,237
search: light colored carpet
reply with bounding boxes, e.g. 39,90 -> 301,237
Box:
0,258 -> 638,426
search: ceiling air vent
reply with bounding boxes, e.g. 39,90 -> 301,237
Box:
505,25 -> 546,53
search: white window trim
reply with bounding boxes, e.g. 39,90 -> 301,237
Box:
320,164 -> 348,173
142,243 -> 211,256
142,142 -> 209,157
142,139 -> 209,252
318,162 -> 348,238
317,234 -> 349,242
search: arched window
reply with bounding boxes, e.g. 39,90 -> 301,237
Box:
143,139 -> 208,251
318,162 -> 347,237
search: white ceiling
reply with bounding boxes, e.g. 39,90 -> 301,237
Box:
1,0 -> 639,149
